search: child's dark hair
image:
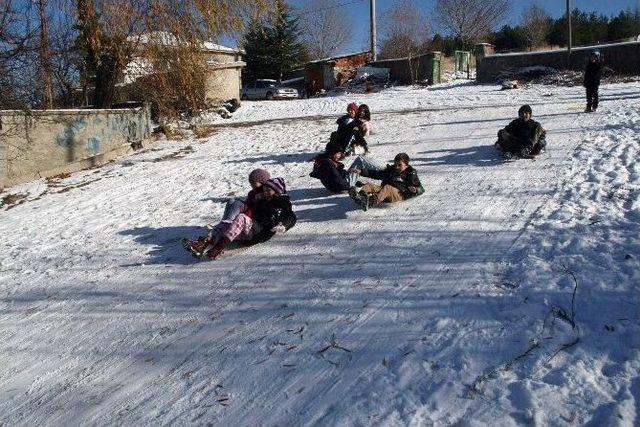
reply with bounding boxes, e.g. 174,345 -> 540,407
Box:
358,104 -> 371,121
394,153 -> 410,164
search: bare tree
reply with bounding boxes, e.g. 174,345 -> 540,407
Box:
1,0 -> 272,113
521,3 -> 551,50
75,0 -> 272,111
434,0 -> 510,45
296,0 -> 353,60
379,0 -> 430,59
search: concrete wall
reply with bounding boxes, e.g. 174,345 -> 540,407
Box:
0,106 -> 152,189
370,52 -> 442,84
476,41 -> 640,83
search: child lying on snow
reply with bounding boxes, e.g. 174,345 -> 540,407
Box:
309,143 -> 382,193
495,104 -> 547,158
349,152 -> 424,210
184,175 -> 296,259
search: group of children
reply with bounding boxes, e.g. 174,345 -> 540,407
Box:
185,100 -> 550,259
184,52 -> 620,260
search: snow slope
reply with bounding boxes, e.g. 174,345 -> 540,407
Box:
0,81 -> 638,426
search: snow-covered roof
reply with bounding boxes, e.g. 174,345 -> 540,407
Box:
307,50 -> 371,64
128,31 -> 243,54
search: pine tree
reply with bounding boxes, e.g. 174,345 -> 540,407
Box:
242,6 -> 307,82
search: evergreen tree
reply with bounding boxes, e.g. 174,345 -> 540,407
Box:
242,7 -> 307,82
608,9 -> 640,41
491,25 -> 528,52
547,9 -> 609,47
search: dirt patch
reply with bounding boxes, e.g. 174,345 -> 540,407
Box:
192,126 -> 219,139
151,145 -> 195,162
55,178 -> 102,193
1,193 -> 28,210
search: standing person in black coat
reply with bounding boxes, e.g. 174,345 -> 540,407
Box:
584,50 -> 603,113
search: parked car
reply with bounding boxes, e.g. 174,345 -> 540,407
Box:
241,79 -> 299,100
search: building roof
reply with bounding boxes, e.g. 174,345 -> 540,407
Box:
129,31 -> 243,54
306,50 -> 371,65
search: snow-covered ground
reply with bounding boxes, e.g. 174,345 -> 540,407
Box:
1,81 -> 639,425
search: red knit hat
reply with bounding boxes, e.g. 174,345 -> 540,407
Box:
347,102 -> 359,112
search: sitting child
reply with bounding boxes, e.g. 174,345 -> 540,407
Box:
496,104 -> 547,158
310,144 -> 384,193
349,153 -> 424,210
309,144 -> 351,193
331,102 -> 359,151
347,104 -> 371,155
205,178 -> 296,259
185,169 -> 291,259
216,168 -> 271,224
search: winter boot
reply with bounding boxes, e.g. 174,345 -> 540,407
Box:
364,193 -> 378,211
184,236 -> 212,258
205,236 -> 231,260
349,187 -> 363,203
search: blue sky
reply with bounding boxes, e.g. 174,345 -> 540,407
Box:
283,0 -> 639,53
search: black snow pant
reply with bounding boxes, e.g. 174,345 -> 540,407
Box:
586,85 -> 599,111
497,129 -> 546,156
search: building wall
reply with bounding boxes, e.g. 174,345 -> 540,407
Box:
370,52 -> 442,84
476,41 -> 640,83
205,66 -> 242,103
333,53 -> 371,86
304,52 -> 372,92
203,50 -> 244,103
0,106 -> 152,189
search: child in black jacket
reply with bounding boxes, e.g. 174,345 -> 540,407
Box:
496,105 -> 547,157
185,178 -> 296,259
350,153 -> 424,210
584,51 -> 603,112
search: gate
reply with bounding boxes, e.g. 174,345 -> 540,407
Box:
454,50 -> 471,78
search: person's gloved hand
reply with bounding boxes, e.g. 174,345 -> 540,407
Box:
271,223 -> 286,234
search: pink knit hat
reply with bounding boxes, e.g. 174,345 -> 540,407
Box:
263,177 -> 286,195
347,102 -> 359,112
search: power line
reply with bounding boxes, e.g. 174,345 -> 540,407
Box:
294,0 -> 365,17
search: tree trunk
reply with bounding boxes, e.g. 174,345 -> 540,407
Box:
76,0 -> 122,108
38,0 -> 53,109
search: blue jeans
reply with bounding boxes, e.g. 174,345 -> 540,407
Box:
347,155 -> 382,187
221,199 -> 246,222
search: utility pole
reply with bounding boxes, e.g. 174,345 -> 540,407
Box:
370,0 -> 377,61
566,0 -> 572,65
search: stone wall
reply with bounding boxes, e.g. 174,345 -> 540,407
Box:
476,41 -> 640,83
0,106 -> 152,189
